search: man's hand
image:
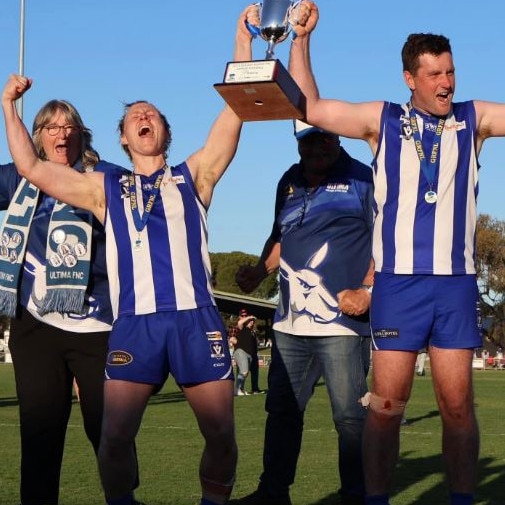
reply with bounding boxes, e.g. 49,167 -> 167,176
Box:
290,0 -> 318,38
235,264 -> 265,294
337,288 -> 371,317
2,74 -> 32,105
238,4 -> 260,42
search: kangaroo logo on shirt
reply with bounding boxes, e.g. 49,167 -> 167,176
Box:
279,242 -> 342,330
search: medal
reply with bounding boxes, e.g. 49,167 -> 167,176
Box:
134,235 -> 143,251
407,103 -> 445,207
129,165 -> 167,251
424,190 -> 437,204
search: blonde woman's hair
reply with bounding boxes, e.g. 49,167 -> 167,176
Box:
32,100 -> 99,170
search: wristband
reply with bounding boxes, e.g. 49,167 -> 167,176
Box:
360,284 -> 373,293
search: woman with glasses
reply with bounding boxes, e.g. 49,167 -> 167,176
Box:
0,98 -> 125,505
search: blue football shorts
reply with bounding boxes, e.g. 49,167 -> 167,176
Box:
370,272 -> 482,351
105,306 -> 233,386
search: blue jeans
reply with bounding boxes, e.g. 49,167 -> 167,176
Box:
233,348 -> 252,394
258,330 -> 369,498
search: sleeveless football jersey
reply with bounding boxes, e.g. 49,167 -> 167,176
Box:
373,101 -> 478,275
104,162 -> 216,319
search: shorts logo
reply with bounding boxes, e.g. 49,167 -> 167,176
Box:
210,342 -> 225,359
206,330 -> 223,341
373,329 -> 400,338
107,350 -> 133,365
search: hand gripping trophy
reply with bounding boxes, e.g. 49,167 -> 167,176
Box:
214,0 -> 305,121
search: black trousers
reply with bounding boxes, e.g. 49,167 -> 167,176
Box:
9,308 -> 109,505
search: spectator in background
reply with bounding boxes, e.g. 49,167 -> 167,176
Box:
416,348 -> 428,376
233,309 -> 261,396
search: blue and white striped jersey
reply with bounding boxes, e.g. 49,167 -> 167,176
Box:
373,101 -> 479,275
104,162 -> 216,320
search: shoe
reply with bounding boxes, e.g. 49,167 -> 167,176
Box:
400,417 -> 409,426
228,488 -> 292,505
251,389 -> 265,394
235,390 -> 249,396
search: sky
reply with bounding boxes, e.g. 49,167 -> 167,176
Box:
1,0 -> 505,256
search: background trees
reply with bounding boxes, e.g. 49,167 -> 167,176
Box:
210,251 -> 278,300
476,214 -> 505,348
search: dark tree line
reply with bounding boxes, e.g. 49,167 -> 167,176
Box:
210,251 -> 278,300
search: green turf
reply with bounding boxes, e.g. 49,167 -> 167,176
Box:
0,363 -> 503,505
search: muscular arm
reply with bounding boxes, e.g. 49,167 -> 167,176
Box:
186,6 -> 258,207
288,1 -> 383,152
2,75 -> 106,223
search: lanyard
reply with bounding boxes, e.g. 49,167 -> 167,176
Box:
407,102 -> 445,203
128,164 -> 167,234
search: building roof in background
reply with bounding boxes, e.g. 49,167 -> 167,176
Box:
213,290 -> 276,321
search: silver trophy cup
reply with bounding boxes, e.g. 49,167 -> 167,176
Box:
213,0 -> 305,121
259,0 -> 297,59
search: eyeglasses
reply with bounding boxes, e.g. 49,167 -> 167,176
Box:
43,124 -> 80,136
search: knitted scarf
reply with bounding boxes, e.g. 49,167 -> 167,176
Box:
0,178 -> 92,317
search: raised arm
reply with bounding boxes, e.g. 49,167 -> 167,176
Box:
2,74 -> 106,222
289,1 -> 383,152
186,5 -> 258,207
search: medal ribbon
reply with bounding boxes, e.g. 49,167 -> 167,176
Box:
407,102 -> 445,194
128,165 -> 167,233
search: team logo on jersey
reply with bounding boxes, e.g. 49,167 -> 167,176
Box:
399,114 -> 414,141
107,350 -> 133,365
284,184 -> 295,198
444,120 -> 467,131
326,182 -> 349,193
372,329 -> 400,338
279,242 -> 344,326
170,175 -> 185,184
206,330 -> 223,341
210,342 -> 225,359
120,176 -> 130,199
424,121 -> 438,133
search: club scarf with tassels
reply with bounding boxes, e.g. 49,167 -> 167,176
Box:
0,177 -> 92,317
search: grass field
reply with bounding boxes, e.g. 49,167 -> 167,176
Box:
0,363 -> 504,505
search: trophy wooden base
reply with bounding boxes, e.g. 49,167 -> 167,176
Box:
214,59 -> 305,122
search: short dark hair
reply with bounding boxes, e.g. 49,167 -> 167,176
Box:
401,33 -> 452,75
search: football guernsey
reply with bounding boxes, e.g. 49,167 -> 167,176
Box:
373,101 -> 479,275
104,162 -> 216,320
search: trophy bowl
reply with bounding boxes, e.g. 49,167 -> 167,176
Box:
259,0 -> 294,59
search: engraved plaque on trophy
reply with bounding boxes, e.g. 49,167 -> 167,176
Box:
214,0 -> 305,122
